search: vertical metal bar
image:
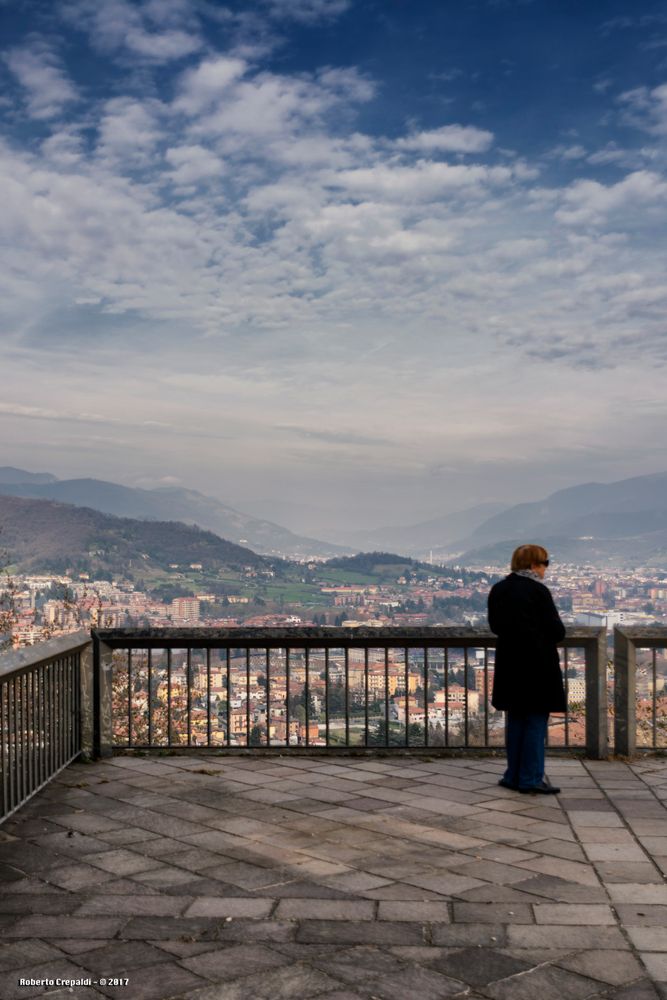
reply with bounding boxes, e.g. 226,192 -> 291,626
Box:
39,663 -> 45,789
21,673 -> 27,804
0,683 -> 7,816
652,649 -> 658,749
124,649 -> 131,748
404,648 -> 409,747
74,650 -> 81,756
63,657 -> 69,766
324,647 -> 330,747
246,648 -> 251,747
207,648 -> 212,747
147,649 -> 153,747
463,648 -> 469,747
167,648 -> 172,747
344,647 -> 349,747
27,670 -> 33,791
14,675 -> 20,810
16,675 -> 23,807
68,656 -> 73,760
266,648 -> 271,748
384,648 -> 390,748
1,683 -> 7,816
24,672 -> 31,800
444,646 -> 449,746
35,668 -> 41,789
226,647 -> 231,747
563,646 -> 569,747
8,678 -> 15,812
305,648 -> 311,748
60,659 -> 66,769
364,647 -> 369,747
29,670 -> 35,797
58,657 -> 69,767
28,669 -> 34,790
286,647 -> 291,747
187,648 -> 192,746
50,662 -> 56,777
71,654 -> 76,757
424,648 -> 429,748
48,662 -> 54,780
53,661 -> 60,774
483,647 -> 489,747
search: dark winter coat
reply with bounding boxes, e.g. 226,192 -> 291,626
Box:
488,572 -> 567,714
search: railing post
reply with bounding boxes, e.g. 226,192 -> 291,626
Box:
92,632 -> 114,758
79,639 -> 95,759
584,628 -> 608,759
614,627 -> 636,757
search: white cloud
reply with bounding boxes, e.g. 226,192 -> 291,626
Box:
548,144 -> 587,161
556,170 -> 667,226
4,41 -> 78,120
165,143 -> 224,184
189,71 -> 345,139
60,0 -> 202,63
124,27 -> 201,60
618,83 -> 667,136
333,160 -> 514,200
96,97 -> 164,165
264,0 -> 351,23
397,125 -> 494,154
317,67 -> 375,103
173,56 -> 248,115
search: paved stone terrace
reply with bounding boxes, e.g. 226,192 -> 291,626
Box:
1,754 -> 667,1000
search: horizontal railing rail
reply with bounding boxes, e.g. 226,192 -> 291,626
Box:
614,626 -> 667,755
92,626 -> 607,759
0,630 -> 91,824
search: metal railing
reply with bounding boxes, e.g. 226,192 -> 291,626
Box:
614,626 -> 667,755
0,630 -> 91,823
92,626 -> 608,759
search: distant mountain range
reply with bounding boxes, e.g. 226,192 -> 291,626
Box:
456,472 -> 667,568
0,468 -> 350,560
0,467 -> 58,485
0,494 -> 268,577
327,502 -> 508,555
2,466 -> 666,568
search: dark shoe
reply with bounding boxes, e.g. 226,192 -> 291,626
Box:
518,780 -> 560,795
498,778 -> 519,790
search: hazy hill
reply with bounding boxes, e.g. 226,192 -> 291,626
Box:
325,550 -> 491,583
0,495 -> 269,576
0,472 -> 350,559
457,472 -> 667,567
0,467 -> 58,485
466,472 -> 667,544
328,502 -> 507,555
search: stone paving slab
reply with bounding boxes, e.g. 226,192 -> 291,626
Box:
1,753 -> 667,999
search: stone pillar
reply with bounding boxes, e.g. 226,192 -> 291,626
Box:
92,633 -> 114,758
614,628 -> 636,757
584,628 -> 608,759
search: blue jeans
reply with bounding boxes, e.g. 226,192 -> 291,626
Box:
503,711 -> 549,789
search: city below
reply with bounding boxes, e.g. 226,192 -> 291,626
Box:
3,557 -> 666,752
6,558 -> 667,644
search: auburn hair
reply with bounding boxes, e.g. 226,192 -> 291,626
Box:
511,544 -> 548,572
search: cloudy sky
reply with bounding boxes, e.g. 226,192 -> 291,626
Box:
1,0 -> 667,534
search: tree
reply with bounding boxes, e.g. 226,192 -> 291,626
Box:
249,724 -> 265,746
368,719 -> 389,746
429,721 -> 446,746
408,722 -> 424,746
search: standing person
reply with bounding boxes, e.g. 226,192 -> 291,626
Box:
488,544 -> 566,794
